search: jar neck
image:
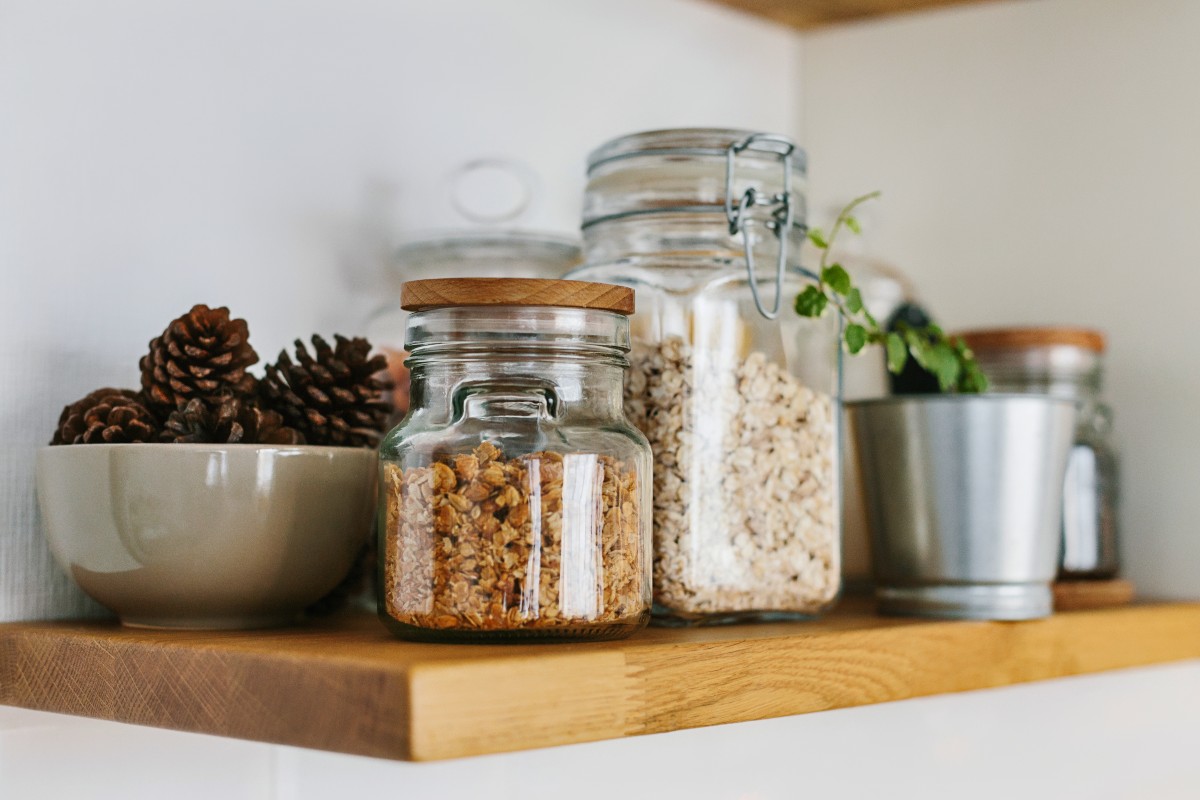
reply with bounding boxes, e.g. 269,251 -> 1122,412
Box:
582,213 -> 807,267
404,306 -> 630,423
408,356 -> 627,423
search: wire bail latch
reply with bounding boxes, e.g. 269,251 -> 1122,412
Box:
723,133 -> 797,320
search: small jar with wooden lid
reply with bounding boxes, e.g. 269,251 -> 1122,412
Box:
377,278 -> 652,642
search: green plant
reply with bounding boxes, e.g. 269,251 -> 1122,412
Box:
794,192 -> 988,393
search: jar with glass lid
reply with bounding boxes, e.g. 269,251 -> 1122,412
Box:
368,231 -> 582,419
959,327 -> 1119,579
377,278 -> 652,642
568,128 -> 842,624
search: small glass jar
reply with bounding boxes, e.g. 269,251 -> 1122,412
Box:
377,277 -> 652,642
960,327 -> 1119,579
569,128 -> 842,624
368,231 -> 583,419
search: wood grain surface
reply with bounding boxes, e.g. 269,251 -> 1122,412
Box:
400,278 -> 635,315
704,0 -> 1003,29
2,600 -> 1199,761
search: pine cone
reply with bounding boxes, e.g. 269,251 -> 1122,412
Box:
51,388 -> 160,445
161,396 -> 304,445
260,335 -> 392,447
139,304 -> 258,415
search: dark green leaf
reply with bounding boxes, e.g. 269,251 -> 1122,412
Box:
844,215 -> 862,234
845,324 -> 868,354
822,264 -> 852,296
794,286 -> 828,318
807,228 -> 829,249
886,333 -> 908,374
845,287 -> 864,314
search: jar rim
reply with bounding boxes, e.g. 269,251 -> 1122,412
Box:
586,127 -> 808,174
394,229 -> 582,263
404,305 -> 632,363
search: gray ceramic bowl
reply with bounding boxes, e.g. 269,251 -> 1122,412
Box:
36,443 -> 376,629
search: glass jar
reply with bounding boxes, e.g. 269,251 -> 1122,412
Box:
368,231 -> 583,419
569,128 -> 842,624
960,327 -> 1119,579
377,277 -> 652,642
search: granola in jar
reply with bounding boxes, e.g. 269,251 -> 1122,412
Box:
382,442 -> 645,637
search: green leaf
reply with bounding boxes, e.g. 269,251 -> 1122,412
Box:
931,342 -> 961,391
822,264 -> 852,296
845,287 -> 864,314
794,286 -> 828,318
807,228 -> 829,249
885,333 -> 908,374
905,330 -> 930,368
845,324 -> 868,354
960,362 -> 989,394
844,215 -> 862,234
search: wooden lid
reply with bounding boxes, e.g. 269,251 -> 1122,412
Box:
957,326 -> 1106,354
401,278 -> 634,315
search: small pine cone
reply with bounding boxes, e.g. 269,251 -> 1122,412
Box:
139,304 -> 259,415
161,395 -> 304,445
260,334 -> 392,447
51,389 -> 160,445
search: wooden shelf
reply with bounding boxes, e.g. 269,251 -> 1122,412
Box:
704,0 -> 1003,30
3,600 -> 1199,761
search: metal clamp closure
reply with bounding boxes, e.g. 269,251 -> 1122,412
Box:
724,133 -> 796,320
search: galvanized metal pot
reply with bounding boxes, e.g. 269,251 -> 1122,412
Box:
846,394 -> 1077,620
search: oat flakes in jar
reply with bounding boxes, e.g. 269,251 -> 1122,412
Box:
569,128 -> 842,624
377,278 -> 651,642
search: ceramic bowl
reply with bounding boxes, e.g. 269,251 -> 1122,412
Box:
36,443 -> 376,629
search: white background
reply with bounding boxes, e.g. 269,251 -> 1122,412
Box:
2,0 -> 1198,796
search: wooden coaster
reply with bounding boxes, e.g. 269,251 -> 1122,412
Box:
1054,578 -> 1135,611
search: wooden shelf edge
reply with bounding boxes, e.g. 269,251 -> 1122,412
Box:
3,602 -> 1199,761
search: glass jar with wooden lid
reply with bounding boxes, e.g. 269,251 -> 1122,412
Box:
377,277 -> 651,642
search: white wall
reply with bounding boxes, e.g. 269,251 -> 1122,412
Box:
801,0 -> 1200,598
0,0 -> 798,620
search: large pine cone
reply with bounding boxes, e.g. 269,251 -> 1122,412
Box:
161,396 -> 304,445
51,388 -> 160,445
139,304 -> 258,415
260,335 -> 392,447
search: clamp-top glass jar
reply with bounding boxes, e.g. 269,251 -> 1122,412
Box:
378,278 -> 652,642
569,128 -> 842,624
960,327 -> 1119,579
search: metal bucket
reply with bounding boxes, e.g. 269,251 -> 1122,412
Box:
846,394 -> 1077,620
